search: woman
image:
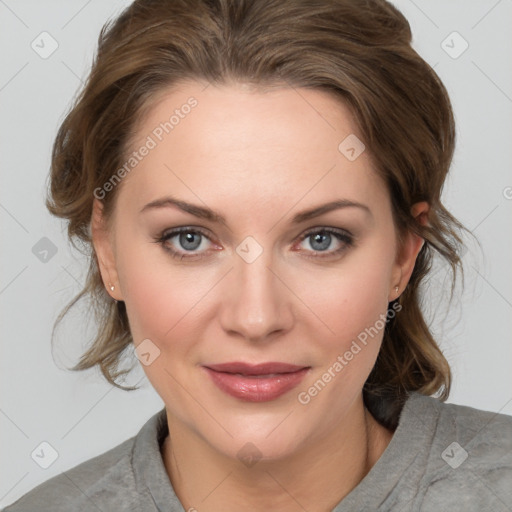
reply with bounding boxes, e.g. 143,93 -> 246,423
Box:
4,0 -> 511,510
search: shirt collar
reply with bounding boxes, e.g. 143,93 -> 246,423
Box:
131,407 -> 184,512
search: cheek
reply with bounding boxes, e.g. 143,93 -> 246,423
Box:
114,233 -> 180,341
343,261 -> 393,336
297,248 -> 394,346
294,254 -> 394,415
116,247 -> 210,407
116,237 -> 219,346
292,241 -> 396,408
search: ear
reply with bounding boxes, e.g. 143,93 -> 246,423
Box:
388,201 -> 429,302
91,198 -> 123,301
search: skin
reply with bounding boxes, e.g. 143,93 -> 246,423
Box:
92,80 -> 427,511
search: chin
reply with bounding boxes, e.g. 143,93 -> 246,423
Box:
202,411 -> 311,464
224,435 -> 304,466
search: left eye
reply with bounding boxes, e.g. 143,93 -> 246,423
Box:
295,228 -> 354,257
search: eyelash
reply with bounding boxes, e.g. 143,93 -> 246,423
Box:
153,226 -> 355,262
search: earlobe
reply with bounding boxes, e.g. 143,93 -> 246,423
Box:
389,201 -> 429,301
91,198 -> 123,301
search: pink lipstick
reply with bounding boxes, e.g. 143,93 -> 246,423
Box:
202,362 -> 310,402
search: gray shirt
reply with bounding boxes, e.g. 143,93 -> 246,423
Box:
3,392 -> 512,511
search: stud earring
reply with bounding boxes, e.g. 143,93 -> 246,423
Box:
395,286 -> 399,294
109,284 -> 115,292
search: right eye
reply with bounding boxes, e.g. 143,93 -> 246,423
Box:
154,227 -> 219,261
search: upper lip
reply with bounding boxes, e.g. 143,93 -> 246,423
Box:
204,362 -> 308,376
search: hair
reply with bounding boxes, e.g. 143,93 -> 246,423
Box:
47,0 -> 471,430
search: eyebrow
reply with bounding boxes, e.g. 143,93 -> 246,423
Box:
139,196 -> 372,224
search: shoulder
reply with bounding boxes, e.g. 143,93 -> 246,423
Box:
423,394 -> 512,465
1,436 -> 148,511
408,394 -> 512,509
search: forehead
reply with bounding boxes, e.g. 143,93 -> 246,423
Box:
132,80 -> 362,154
117,81 -> 387,216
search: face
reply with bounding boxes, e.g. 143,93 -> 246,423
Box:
93,80 -> 425,462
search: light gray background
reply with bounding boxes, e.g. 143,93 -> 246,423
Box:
1,0 -> 511,507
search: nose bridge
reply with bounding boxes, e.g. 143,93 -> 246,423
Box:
219,240 -> 292,341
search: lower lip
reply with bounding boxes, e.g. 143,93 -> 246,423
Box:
203,367 -> 310,402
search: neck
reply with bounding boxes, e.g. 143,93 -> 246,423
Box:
161,398 -> 393,512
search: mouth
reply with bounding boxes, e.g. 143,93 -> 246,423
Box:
202,362 -> 311,402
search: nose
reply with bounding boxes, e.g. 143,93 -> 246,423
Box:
218,247 -> 294,343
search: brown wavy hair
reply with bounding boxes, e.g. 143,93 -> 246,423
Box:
47,0 -> 471,430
